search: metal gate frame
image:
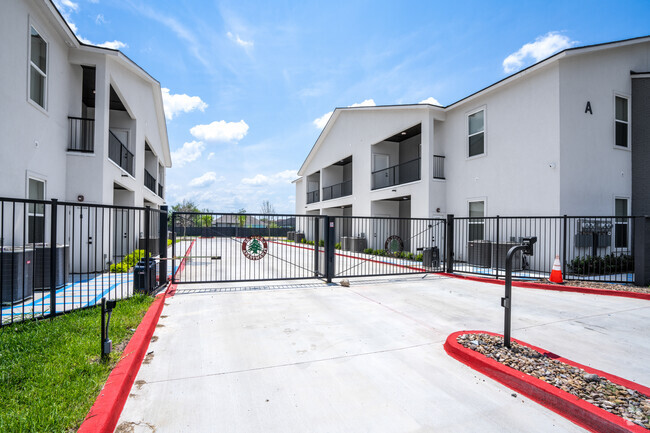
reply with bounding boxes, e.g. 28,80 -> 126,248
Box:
170,212 -> 326,284
170,212 -> 447,284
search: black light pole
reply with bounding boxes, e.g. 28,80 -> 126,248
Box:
502,237 -> 536,348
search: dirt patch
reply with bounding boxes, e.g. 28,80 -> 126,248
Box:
155,324 -> 165,328
134,380 -> 146,390
150,335 -> 158,343
143,351 -> 155,365
536,279 -> 650,294
160,315 -> 168,319
115,421 -> 156,433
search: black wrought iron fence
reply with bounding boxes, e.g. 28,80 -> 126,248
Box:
0,197 -> 167,327
450,215 -> 635,283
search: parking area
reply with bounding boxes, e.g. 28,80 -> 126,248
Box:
116,274 -> 650,432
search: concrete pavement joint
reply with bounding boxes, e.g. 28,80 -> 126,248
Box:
141,340 -> 441,386
514,304 -> 650,331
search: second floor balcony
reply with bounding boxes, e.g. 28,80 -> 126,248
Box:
371,157 -> 421,190
322,180 -> 352,201
68,117 -> 94,153
109,130 -> 134,176
145,169 -> 156,192
307,190 -> 319,204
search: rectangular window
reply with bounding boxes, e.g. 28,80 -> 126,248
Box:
614,198 -> 628,248
468,109 -> 485,157
615,96 -> 628,148
468,200 -> 485,241
29,26 -> 47,109
28,178 -> 45,243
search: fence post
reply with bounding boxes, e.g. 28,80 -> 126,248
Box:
634,216 -> 650,286
49,199 -> 58,319
446,214 -> 454,273
313,217 -> 320,276
159,205 -> 168,284
144,206 -> 151,293
495,215 -> 500,280
324,216 -> 335,283
171,212 -> 176,284
562,215 -> 568,278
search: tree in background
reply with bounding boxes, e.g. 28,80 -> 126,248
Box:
260,200 -> 275,214
238,208 -> 247,227
170,199 -> 199,235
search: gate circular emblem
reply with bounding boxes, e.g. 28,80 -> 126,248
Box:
242,236 -> 268,260
384,235 -> 404,255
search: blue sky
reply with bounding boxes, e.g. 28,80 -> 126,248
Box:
54,0 -> 650,214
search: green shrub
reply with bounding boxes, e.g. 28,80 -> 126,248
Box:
109,263 -> 130,273
363,248 -> 373,254
335,242 -> 341,250
319,239 -> 325,247
569,254 -> 634,275
306,240 -> 314,245
300,238 -> 306,244
415,253 -> 423,262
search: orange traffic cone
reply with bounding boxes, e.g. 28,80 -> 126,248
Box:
549,255 -> 563,283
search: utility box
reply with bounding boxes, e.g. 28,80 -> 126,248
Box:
423,247 -> 440,268
342,236 -> 367,253
32,244 -> 69,290
467,240 -> 492,267
294,232 -> 305,243
492,242 -> 522,270
133,259 -> 156,293
1,247 -> 34,304
287,231 -> 295,241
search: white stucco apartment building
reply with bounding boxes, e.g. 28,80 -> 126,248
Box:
295,36 -> 650,223
0,0 -> 171,212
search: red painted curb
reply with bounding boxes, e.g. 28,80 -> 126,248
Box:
444,330 -> 650,433
437,272 -> 650,301
77,240 -> 195,433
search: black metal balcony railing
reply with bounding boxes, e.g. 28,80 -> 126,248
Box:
108,130 -> 134,176
433,155 -> 445,180
68,117 -> 94,152
306,190 -> 319,204
158,184 -> 164,198
145,170 -> 156,192
371,157 -> 421,190
322,180 -> 352,201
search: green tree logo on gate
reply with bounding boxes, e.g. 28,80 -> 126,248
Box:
242,236 -> 268,260
384,235 -> 404,256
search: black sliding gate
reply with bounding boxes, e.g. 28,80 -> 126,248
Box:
171,213 -> 445,284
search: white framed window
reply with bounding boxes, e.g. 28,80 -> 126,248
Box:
29,25 -> 48,109
467,108 -> 485,158
27,177 -> 46,243
614,197 -> 629,249
468,200 -> 485,241
614,95 -> 629,148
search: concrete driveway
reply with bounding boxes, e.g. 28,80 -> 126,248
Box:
116,275 -> 650,432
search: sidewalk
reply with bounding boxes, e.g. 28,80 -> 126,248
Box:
115,275 -> 650,432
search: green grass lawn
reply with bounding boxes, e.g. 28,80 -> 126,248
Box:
0,294 -> 154,433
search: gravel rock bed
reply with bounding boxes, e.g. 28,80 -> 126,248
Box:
535,279 -> 650,295
458,333 -> 650,429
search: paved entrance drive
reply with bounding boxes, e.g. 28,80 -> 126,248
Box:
117,275 -> 650,432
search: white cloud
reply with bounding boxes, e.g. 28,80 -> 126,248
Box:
171,141 -> 205,167
190,120 -> 249,142
313,99 -> 376,129
227,31 -> 254,49
97,40 -> 128,50
313,111 -> 333,129
242,170 -> 298,186
419,96 -> 441,106
207,152 -> 215,160
161,88 -> 208,120
95,14 -> 105,25
55,0 -> 79,12
189,171 -> 222,187
503,32 -> 576,73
